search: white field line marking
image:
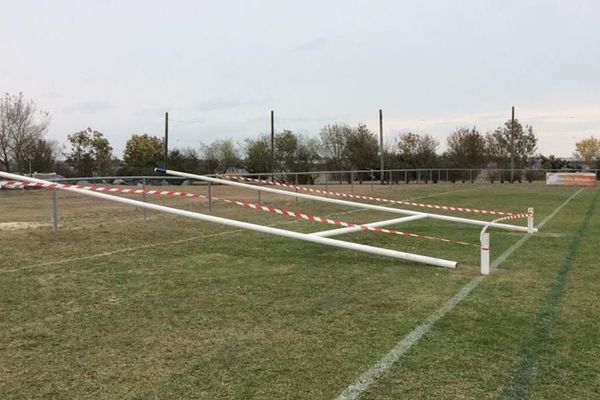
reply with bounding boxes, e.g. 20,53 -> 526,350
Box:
401,185 -> 482,201
490,189 -> 583,269
2,229 -> 244,274
2,207 -> 370,274
2,218 -> 310,274
3,185 -> 481,274
335,188 -> 584,400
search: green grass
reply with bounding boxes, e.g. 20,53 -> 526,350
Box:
0,183 -> 598,399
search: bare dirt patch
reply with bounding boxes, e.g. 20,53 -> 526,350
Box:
0,222 -> 52,231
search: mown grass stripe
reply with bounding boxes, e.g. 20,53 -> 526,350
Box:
335,189 -> 583,400
500,188 -> 599,400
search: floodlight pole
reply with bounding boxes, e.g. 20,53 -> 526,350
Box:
379,109 -> 384,184
510,106 -> 514,183
270,110 -> 275,176
164,112 -> 169,169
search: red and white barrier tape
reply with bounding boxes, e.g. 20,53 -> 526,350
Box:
226,199 -> 475,246
221,175 -> 530,217
483,213 -> 531,224
2,181 -> 207,198
479,212 -> 531,243
500,213 -> 530,221
2,180 -> 474,246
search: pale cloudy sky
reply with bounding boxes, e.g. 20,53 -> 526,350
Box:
1,0 -> 599,157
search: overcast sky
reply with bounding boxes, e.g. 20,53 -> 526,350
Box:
1,0 -> 599,157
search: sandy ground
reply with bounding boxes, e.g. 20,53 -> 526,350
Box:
0,221 -> 53,231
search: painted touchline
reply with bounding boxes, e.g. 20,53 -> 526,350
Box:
335,188 -> 584,400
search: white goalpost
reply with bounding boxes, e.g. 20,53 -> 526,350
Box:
155,168 -> 536,234
155,168 -> 537,275
0,171 -> 458,269
478,207 -> 534,275
3,168 -> 537,273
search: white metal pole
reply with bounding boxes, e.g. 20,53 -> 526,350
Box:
142,177 -> 148,221
527,207 -> 534,234
156,168 -> 536,233
0,171 -> 458,269
52,189 -> 58,232
310,215 -> 428,238
208,181 -> 213,213
481,233 -> 490,275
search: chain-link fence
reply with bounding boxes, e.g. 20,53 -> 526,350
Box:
2,168 -> 597,232
3,168 -> 599,187
231,168 -> 599,186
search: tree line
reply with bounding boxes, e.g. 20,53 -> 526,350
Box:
1,93 -> 599,180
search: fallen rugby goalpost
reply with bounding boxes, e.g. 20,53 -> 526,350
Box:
1,169 -> 537,273
155,168 -> 536,274
0,171 -> 457,269
158,169 -> 536,233
2,179 -> 474,246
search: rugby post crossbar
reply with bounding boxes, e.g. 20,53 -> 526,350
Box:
310,215 -> 428,238
155,168 -> 536,233
0,171 -> 458,269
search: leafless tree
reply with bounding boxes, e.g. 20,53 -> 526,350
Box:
0,93 -> 51,172
200,139 -> 240,174
319,124 -> 351,172
397,132 -> 439,168
29,138 -> 60,173
0,94 -> 14,172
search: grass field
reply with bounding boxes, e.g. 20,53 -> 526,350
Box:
1,181 -> 599,399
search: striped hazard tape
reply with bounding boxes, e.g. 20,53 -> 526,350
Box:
2,181 -> 207,198
479,212 -> 532,245
3,180 -> 475,246
482,212 -> 532,226
489,213 -> 531,222
226,200 -> 476,246
221,175 -> 531,217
